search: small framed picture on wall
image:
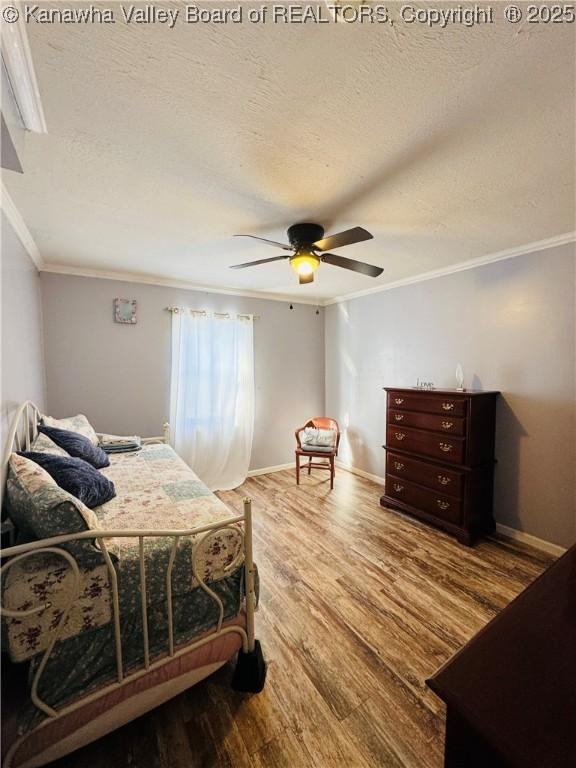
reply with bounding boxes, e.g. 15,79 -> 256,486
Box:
114,298 -> 137,324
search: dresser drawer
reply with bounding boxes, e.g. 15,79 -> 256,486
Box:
388,391 -> 467,417
385,476 -> 462,524
389,409 -> 466,437
386,452 -> 464,498
386,425 -> 465,464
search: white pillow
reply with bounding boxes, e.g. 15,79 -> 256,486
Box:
41,413 -> 99,446
301,427 -> 336,448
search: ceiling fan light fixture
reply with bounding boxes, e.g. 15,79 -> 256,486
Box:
290,249 -> 320,282
231,223 -> 380,284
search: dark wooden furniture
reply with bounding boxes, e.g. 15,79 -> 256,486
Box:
295,417 -> 340,489
381,387 -> 499,545
427,545 -> 576,768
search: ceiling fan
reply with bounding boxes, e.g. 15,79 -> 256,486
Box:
231,223 -> 383,284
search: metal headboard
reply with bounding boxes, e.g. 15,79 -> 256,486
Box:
1,400 -> 41,509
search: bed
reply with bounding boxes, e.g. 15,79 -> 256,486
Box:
0,402 -> 265,768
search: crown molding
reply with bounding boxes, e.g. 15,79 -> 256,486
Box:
36,231 -> 576,306
39,263 -> 324,306
1,13 -> 47,133
1,182 -> 43,268
324,231 -> 576,306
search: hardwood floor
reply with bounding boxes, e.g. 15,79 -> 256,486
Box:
54,469 -> 554,768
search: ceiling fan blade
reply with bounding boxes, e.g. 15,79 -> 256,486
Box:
234,234 -> 292,251
313,227 -> 373,252
230,255 -> 289,270
321,252 -> 383,278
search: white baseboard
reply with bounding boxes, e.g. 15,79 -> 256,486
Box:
248,459 -> 386,484
338,461 -> 567,557
336,460 -> 386,486
247,463 -> 293,477
247,461 -> 568,557
494,524 -> 567,558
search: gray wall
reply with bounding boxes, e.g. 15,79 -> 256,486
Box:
41,274 -> 325,471
325,245 -> 576,549
1,213 -> 46,449
32,246 -> 576,547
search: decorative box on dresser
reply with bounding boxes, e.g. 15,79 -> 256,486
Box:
380,387 -> 499,545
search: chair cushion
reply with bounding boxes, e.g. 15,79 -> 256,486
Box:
18,452 -> 116,509
39,425 -> 110,469
300,444 -> 335,453
41,413 -> 99,446
300,427 -> 337,451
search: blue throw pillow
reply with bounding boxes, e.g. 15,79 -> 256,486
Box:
17,452 -> 116,509
38,425 -> 110,469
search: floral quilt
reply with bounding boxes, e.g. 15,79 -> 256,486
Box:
3,554 -> 112,663
97,444 -> 243,587
3,445 -> 244,664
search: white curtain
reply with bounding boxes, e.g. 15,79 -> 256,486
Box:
169,310 -> 254,491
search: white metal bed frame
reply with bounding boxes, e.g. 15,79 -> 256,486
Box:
0,402 -> 259,768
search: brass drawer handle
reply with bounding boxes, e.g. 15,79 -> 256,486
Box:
437,475 -> 451,485
439,442 -> 453,453
441,421 -> 454,430
393,461 -> 405,471
393,484 -> 404,493
442,402 -> 455,411
394,397 -> 404,405
395,432 -> 406,441
394,414 -> 404,422
437,500 -> 450,510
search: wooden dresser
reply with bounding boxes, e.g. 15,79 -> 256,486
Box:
380,387 -> 499,545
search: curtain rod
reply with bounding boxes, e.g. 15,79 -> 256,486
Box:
165,307 -> 260,320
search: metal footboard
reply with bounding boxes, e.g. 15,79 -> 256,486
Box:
0,497 -> 256,713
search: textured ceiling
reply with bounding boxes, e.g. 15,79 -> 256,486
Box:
5,1 -> 575,300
